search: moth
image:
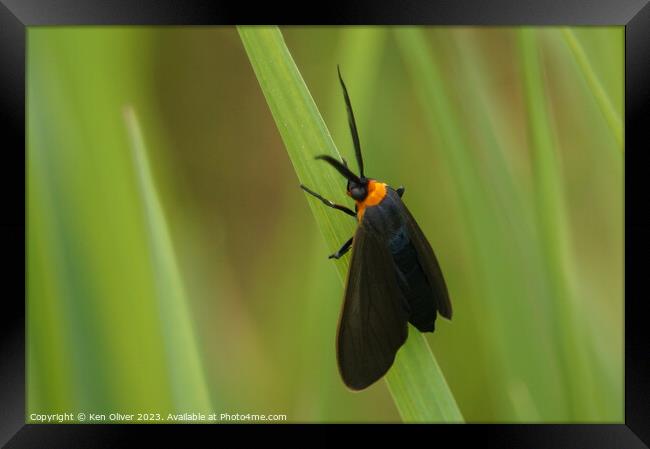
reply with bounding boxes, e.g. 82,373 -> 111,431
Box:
301,67 -> 452,390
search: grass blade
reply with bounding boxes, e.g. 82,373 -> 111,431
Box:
124,106 -> 213,413
518,29 -> 598,419
385,333 -> 462,421
561,28 -> 623,149
238,25 -> 463,423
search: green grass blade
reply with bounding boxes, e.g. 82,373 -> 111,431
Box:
124,106 -> 213,413
238,25 -> 463,423
518,29 -> 598,419
385,333 -> 462,421
561,28 -> 623,149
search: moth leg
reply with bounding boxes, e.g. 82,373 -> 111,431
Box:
329,237 -> 353,259
300,184 -> 356,218
396,186 -> 405,197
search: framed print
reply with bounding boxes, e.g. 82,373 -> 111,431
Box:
1,0 -> 648,446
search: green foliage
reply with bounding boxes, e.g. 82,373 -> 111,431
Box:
238,25 -> 463,423
27,29 -> 211,419
28,26 -> 623,423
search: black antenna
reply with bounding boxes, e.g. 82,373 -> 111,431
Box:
337,65 -> 364,179
315,155 -> 361,183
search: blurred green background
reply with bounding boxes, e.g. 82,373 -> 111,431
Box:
27,26 -> 623,423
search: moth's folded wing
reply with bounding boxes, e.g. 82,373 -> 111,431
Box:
396,197 -> 452,320
336,219 -> 409,391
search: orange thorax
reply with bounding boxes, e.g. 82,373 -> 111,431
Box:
354,180 -> 387,221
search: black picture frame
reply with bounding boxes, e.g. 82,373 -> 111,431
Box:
1,1 -> 647,446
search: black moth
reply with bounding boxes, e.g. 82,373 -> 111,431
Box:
301,67 -> 452,391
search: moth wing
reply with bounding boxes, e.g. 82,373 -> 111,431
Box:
336,216 -> 409,391
394,192 -> 453,320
